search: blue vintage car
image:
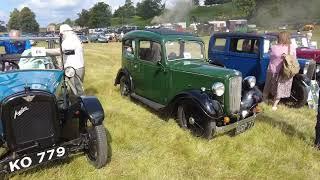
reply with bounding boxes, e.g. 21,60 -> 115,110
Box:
0,36 -> 108,176
208,33 -> 317,107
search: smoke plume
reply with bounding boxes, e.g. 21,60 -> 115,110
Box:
251,0 -> 320,27
151,0 -> 193,24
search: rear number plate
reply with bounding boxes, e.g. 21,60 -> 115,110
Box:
7,146 -> 66,172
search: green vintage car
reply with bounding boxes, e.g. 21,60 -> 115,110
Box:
115,29 -> 262,139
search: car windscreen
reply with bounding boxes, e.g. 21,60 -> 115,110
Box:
291,37 -> 309,48
0,38 -> 61,71
165,40 -> 204,61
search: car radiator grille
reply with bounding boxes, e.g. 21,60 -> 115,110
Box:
229,76 -> 242,113
12,101 -> 55,145
2,91 -> 59,151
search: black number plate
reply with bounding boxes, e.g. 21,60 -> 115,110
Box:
7,146 -> 67,172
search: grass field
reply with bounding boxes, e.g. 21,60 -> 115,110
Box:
6,37 -> 320,179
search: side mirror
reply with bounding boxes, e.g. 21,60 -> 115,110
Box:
64,50 -> 75,55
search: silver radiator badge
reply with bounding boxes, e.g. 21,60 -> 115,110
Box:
14,106 -> 29,119
22,95 -> 35,102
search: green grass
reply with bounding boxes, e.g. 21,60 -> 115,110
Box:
190,2 -> 245,22
6,38 -> 320,179
111,16 -> 151,27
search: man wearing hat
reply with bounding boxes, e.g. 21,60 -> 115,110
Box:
60,24 -> 85,95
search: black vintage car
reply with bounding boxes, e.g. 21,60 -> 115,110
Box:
0,36 -> 109,176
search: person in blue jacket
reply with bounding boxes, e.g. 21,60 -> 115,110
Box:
0,30 -> 31,54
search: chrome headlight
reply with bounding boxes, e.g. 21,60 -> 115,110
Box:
243,76 -> 256,89
65,67 -> 76,78
212,82 -> 225,96
303,61 -> 309,74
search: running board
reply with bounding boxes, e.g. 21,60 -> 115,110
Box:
131,93 -> 165,111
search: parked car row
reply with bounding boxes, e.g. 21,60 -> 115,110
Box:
0,29 -> 317,177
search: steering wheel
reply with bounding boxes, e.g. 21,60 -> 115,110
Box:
1,60 -> 20,71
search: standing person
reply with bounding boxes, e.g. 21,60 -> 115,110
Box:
0,30 -> 31,54
263,31 -> 296,111
60,24 -> 85,95
307,30 -> 313,41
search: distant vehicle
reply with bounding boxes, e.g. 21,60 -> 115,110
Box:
115,29 -> 262,139
97,35 -> 109,43
79,35 -> 89,43
88,34 -> 98,42
209,32 -> 317,107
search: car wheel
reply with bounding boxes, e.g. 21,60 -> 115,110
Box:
177,104 -> 215,139
120,76 -> 130,96
86,124 -> 108,169
289,81 -> 308,108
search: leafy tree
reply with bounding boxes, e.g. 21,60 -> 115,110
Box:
114,0 -> 135,18
75,9 -> 90,27
63,18 -> 75,26
88,2 -> 112,28
7,8 -> 21,30
232,0 -> 256,17
19,7 -> 39,32
136,0 -> 165,20
193,0 -> 200,6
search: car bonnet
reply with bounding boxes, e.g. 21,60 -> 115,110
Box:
0,70 -> 64,101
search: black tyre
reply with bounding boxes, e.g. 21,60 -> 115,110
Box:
86,124 -> 108,169
120,76 -> 130,96
289,81 -> 308,108
177,103 -> 215,139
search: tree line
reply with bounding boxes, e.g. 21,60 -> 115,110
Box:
7,7 -> 39,33
76,0 -> 164,28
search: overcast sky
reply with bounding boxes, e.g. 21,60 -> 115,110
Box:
0,0 -> 204,27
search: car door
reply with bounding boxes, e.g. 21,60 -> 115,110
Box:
208,36 -> 228,65
136,40 -> 168,104
225,37 -> 260,78
122,39 -> 142,92
257,38 -> 273,86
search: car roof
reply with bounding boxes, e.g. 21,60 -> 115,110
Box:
212,32 -> 265,38
123,29 -> 202,42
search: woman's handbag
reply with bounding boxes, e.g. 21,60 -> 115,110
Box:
281,45 -> 300,79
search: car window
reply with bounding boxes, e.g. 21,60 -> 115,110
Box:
212,38 -> 226,51
166,40 -> 204,61
138,40 -> 161,63
230,38 -> 260,54
123,39 -> 135,58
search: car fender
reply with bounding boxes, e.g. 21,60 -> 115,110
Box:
114,68 -> 133,90
79,96 -> 104,126
241,87 -> 262,110
169,90 -> 224,119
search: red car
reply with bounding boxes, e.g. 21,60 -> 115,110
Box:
292,34 -> 320,63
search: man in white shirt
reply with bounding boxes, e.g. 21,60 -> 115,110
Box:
60,24 -> 85,95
